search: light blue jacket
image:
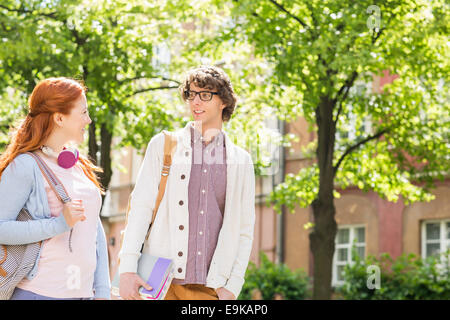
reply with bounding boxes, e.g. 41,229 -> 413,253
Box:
0,153 -> 110,299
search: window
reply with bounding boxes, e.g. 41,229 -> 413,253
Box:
335,103 -> 373,144
332,225 -> 366,287
421,219 -> 450,259
152,42 -> 171,78
335,78 -> 373,147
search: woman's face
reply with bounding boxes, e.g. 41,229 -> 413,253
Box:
57,93 -> 92,144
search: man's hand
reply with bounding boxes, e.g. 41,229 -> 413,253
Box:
216,287 -> 236,300
119,272 -> 152,300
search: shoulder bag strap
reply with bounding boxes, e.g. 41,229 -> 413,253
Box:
26,152 -> 72,204
145,131 -> 177,240
26,151 -> 75,252
118,131 -> 178,262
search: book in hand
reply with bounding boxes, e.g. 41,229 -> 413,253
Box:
112,254 -> 174,300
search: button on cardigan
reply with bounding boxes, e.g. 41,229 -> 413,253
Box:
172,126 -> 227,286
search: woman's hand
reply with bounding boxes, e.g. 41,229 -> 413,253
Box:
62,199 -> 86,228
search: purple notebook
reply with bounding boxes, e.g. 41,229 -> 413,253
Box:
139,256 -> 173,299
112,254 -> 174,300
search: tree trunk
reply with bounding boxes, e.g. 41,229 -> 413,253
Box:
88,119 -> 113,207
99,122 -> 112,204
88,119 -> 98,165
310,197 -> 337,299
310,96 -> 338,300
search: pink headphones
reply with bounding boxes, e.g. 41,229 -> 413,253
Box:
40,146 -> 79,169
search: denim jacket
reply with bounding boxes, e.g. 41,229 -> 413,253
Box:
0,153 -> 110,299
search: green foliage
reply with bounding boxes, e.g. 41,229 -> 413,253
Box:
0,0 -> 190,149
0,0 -> 286,177
239,252 -> 311,300
337,250 -> 450,300
0,88 -> 27,153
268,165 -> 319,214
217,0 -> 450,212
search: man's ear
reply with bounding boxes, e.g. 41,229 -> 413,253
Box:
53,112 -> 64,127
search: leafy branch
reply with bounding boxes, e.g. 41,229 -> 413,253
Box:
333,128 -> 389,175
268,0 -> 309,29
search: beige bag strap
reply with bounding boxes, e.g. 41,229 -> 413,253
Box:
145,131 -> 177,240
26,152 -> 72,203
118,131 -> 177,261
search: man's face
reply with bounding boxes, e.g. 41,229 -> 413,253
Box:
187,83 -> 225,127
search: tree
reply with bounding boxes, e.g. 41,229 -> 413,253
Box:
0,0 -> 201,196
1,0 -> 292,179
214,0 -> 449,299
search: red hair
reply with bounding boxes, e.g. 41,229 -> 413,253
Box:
0,77 -> 104,194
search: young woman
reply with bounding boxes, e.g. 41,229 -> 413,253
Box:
0,77 -> 110,300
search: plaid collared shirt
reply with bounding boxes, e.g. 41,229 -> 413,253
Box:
173,126 -> 227,285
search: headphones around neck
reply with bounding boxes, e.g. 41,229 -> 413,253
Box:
40,146 -> 79,169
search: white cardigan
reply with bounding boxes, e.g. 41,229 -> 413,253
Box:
118,121 -> 255,298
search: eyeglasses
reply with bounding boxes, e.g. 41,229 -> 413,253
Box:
184,90 -> 219,101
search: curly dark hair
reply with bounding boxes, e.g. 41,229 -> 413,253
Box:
180,65 -> 237,122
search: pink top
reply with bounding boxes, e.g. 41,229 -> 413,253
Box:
17,157 -> 102,298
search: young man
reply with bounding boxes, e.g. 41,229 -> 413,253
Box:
118,66 -> 255,300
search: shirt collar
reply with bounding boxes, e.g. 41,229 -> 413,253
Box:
190,123 -> 225,147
